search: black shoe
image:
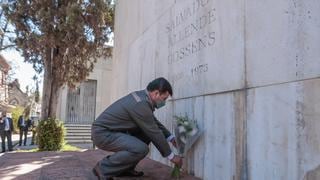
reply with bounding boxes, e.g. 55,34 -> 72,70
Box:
92,163 -> 113,180
1,150 -> 5,153
117,169 -> 144,177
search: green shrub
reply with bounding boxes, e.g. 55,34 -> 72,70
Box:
37,118 -> 65,151
11,106 -> 25,133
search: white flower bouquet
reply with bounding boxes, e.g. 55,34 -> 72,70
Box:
171,114 -> 203,179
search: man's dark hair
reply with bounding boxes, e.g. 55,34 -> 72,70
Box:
147,77 -> 173,96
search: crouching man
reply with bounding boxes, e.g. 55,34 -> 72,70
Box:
91,77 -> 183,180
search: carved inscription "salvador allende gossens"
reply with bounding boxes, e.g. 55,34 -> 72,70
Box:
166,0 -> 216,66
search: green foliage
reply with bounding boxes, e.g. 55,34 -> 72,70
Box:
32,75 -> 40,103
171,165 -> 181,179
61,144 -> 82,152
171,114 -> 200,179
37,118 -> 65,151
23,105 -> 31,118
3,0 -> 114,118
35,82 -> 40,103
175,116 -> 192,132
174,114 -> 198,137
3,0 -> 114,87
11,106 -> 24,133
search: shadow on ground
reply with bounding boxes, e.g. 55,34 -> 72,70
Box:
0,149 -> 200,180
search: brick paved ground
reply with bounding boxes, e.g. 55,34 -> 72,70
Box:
0,149 -> 200,180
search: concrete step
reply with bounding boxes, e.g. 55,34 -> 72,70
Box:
64,124 -> 92,144
66,129 -> 91,133
64,124 -> 92,127
65,124 -> 91,128
65,126 -> 91,130
66,137 -> 91,140
66,132 -> 91,136
66,139 -> 92,144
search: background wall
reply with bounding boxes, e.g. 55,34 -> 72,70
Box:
57,57 -> 113,123
111,0 -> 320,179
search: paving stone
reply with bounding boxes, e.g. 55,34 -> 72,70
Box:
0,149 -> 200,180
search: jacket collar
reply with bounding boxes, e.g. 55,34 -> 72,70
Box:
144,89 -> 155,111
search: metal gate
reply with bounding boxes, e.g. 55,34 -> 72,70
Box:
66,80 -> 97,124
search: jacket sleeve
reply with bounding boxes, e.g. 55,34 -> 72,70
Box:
27,119 -> 32,128
17,116 -> 21,128
9,118 -> 14,131
154,116 -> 172,139
128,101 -> 172,157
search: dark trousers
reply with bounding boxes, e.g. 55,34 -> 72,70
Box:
1,131 -> 13,152
91,126 -> 151,177
19,128 -> 28,146
31,129 -> 37,145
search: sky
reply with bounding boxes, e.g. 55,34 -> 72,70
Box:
0,1 -> 114,96
1,49 -> 43,94
0,32 -> 113,96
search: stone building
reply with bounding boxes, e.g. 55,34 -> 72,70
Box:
109,0 -> 320,179
0,54 -> 11,112
8,79 -> 29,107
56,56 -> 113,124
0,55 -> 31,113
56,57 -> 113,143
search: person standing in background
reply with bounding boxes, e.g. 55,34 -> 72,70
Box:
30,116 -> 39,145
18,114 -> 30,146
0,112 -> 13,153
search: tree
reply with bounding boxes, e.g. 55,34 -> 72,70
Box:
32,74 -> 40,103
25,85 -> 29,95
11,106 -> 24,133
6,61 -> 18,83
0,2 -> 15,51
2,0 -> 114,119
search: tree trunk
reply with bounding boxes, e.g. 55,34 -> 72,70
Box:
41,48 -> 60,120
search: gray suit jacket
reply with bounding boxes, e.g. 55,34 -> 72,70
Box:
93,90 -> 172,157
0,117 -> 13,132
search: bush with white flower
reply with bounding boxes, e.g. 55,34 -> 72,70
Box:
175,115 -> 198,144
171,114 -> 201,179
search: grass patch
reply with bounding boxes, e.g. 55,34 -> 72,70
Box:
16,148 -> 39,152
16,144 -> 82,152
62,144 -> 82,151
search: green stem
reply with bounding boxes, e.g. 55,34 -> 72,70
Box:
171,165 -> 181,179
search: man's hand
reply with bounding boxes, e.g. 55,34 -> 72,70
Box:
170,138 -> 177,148
170,155 -> 183,168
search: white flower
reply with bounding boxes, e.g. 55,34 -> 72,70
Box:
187,128 -> 198,136
183,121 -> 189,126
178,126 -> 186,133
180,136 -> 186,143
